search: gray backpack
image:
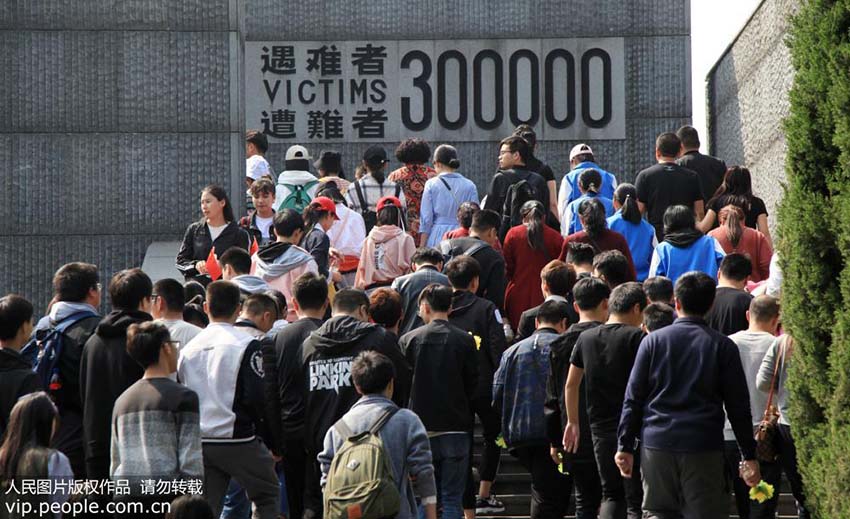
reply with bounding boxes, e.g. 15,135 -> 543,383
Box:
324,407 -> 401,519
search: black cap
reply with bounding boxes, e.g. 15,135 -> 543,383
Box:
363,145 -> 388,165
314,150 -> 342,172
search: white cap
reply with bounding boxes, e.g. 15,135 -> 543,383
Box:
285,145 -> 311,161
569,143 -> 593,161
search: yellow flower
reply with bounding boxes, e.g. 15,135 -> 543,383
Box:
470,332 -> 482,350
495,435 -> 507,449
749,481 -> 775,503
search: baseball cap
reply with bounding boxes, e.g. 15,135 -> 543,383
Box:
309,196 -> 339,220
285,145 -> 311,161
376,196 -> 402,212
363,145 -> 389,164
569,143 -> 594,161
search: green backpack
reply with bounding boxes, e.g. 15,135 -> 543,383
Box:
324,407 -> 401,519
278,180 -> 319,212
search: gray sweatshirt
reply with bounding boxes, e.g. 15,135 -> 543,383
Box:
724,330 -> 775,440
318,395 -> 437,519
756,335 -> 791,426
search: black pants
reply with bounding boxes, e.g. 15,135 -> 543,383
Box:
723,440 -> 752,519
760,424 -> 810,519
463,397 -> 502,508
641,447 -> 727,519
302,454 -> 323,519
592,432 -> 642,519
569,459 -> 602,519
281,439 -> 306,519
512,445 -> 573,519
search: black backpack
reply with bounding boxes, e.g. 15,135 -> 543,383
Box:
21,311 -> 98,396
500,173 -> 536,240
354,181 -> 404,234
439,239 -> 491,267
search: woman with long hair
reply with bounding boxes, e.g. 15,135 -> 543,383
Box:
503,200 -> 564,329
607,183 -> 658,281
708,205 -> 773,281
558,198 -> 637,280
301,196 -> 341,282
419,145 -> 479,247
697,166 -> 772,247
176,185 -> 252,285
650,205 -> 726,283
561,168 -> 615,236
355,196 -> 416,291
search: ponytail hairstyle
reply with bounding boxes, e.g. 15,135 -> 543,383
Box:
718,204 -> 746,249
365,160 -> 386,184
201,185 -> 235,223
578,198 -> 607,239
579,168 -> 602,195
613,183 -> 641,224
302,204 -> 330,228
520,200 -> 546,252
434,144 -> 461,170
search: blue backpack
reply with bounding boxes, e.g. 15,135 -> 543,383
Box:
21,311 -> 98,394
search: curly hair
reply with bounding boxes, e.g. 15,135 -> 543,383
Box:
394,138 -> 431,165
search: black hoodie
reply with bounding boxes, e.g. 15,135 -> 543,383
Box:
80,310 -> 151,479
0,348 -> 41,436
544,321 -> 601,464
300,315 -> 410,453
448,290 -> 507,401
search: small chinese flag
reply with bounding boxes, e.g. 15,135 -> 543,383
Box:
250,237 -> 259,256
206,247 -> 222,281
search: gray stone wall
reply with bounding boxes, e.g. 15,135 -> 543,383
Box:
0,1 -> 244,313
706,0 -> 799,230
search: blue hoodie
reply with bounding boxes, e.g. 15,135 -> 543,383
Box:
607,211 -> 658,281
559,162 -> 618,206
649,235 -> 725,283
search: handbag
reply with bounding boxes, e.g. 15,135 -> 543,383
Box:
754,337 -> 785,462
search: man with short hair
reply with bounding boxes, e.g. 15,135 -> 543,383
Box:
558,143 -> 619,207
274,145 -> 320,212
444,256 -> 507,515
151,278 -> 201,348
241,178 -> 278,246
221,246 -> 272,296
400,284 -> 478,519
493,300 -> 573,519
25,262 -> 101,477
675,125 -> 727,204
81,268 -> 154,479
265,272 -> 329,519
318,351 -> 438,519
642,276 -> 674,305
235,293 -> 279,339
618,272 -> 761,518
513,124 -> 559,224
544,277 -> 609,519
565,242 -> 595,278
642,303 -> 675,333
635,133 -> 704,240
300,288 -> 411,519
179,281 -> 279,518
483,135 -> 550,238
516,260 -> 578,341
725,295 -> 781,519
0,295 -> 40,435
564,282 -> 647,519
706,253 -> 754,336
246,130 -> 272,185
392,248 -> 449,335
368,288 -> 404,337
592,250 -> 634,288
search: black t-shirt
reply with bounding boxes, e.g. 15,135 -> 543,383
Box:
570,323 -> 645,433
707,195 -> 768,230
635,162 -> 702,240
705,287 -> 753,336
676,151 -> 727,203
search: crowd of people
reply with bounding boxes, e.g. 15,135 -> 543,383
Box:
0,124 -> 809,519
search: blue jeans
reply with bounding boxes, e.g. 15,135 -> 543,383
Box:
221,464 -> 289,519
421,434 -> 470,519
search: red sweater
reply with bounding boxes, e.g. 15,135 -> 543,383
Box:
558,228 -> 637,281
503,224 -> 564,329
708,226 -> 773,282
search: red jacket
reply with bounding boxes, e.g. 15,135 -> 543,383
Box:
503,224 -> 564,329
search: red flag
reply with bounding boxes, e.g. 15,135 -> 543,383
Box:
206,247 -> 222,281
250,237 -> 259,256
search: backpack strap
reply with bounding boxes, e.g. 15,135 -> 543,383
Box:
354,181 -> 369,214
438,176 -> 461,207
463,241 -> 489,258
369,407 -> 399,435
334,417 -> 355,441
394,183 -> 402,199
54,311 -> 98,333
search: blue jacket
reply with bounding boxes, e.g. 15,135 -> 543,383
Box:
649,235 -> 725,284
558,161 -> 618,207
492,328 -> 559,448
607,211 -> 658,281
563,193 -> 615,236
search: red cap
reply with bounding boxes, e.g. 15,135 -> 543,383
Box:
310,196 -> 339,220
376,196 -> 403,212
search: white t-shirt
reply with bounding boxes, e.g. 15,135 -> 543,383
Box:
157,319 -> 202,350
247,155 -> 271,181
255,215 -> 274,241
209,223 -> 227,242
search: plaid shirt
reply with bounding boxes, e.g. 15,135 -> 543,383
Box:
345,175 -> 408,213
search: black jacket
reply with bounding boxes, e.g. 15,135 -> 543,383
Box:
80,310 -> 151,479
239,211 -> 277,246
544,321 -> 600,463
0,349 -> 41,437
399,320 -> 478,432
391,266 -> 450,335
441,237 -> 507,313
301,227 -> 331,279
300,315 -> 411,453
516,296 -> 579,343
676,150 -> 727,203
264,317 -> 323,457
448,290 -> 507,401
483,168 -> 550,237
176,220 -> 252,284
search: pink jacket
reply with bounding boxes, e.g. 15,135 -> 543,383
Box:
355,225 -> 415,289
250,242 -> 318,322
